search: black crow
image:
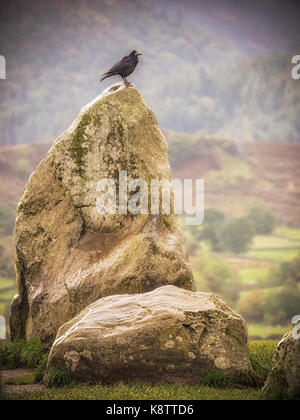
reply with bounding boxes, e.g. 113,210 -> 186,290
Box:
100,50 -> 142,85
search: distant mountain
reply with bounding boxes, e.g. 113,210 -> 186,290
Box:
0,0 -> 299,145
167,131 -> 300,226
154,0 -> 300,55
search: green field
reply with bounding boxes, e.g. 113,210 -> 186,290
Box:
274,226 -> 300,241
250,235 -> 300,249
0,278 -> 15,291
239,286 -> 283,300
0,278 -> 15,332
184,222 -> 300,340
0,278 -> 15,297
0,289 -> 16,301
221,227 -> 300,340
237,267 -> 270,286
205,147 -> 252,188
245,248 -> 300,263
248,323 -> 289,340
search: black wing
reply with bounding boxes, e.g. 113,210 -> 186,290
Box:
107,56 -> 132,73
100,56 -> 132,81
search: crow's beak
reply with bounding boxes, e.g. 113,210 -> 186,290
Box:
136,52 -> 142,56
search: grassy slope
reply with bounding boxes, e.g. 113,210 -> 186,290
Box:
245,248 -> 300,263
251,235 -> 300,249
228,229 -> 299,339
274,226 -> 300,241
181,194 -> 300,339
169,133 -> 300,226
237,267 -> 270,285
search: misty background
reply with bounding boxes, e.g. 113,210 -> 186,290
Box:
0,0 -> 300,145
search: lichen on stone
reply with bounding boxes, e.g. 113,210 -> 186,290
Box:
68,113 -> 92,179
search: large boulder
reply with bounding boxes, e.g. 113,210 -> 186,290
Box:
263,332 -> 300,399
10,83 -> 195,348
47,285 -> 251,385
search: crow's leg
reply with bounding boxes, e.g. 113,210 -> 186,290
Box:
122,77 -> 130,87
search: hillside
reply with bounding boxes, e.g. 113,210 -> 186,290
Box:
155,0 -> 300,55
168,132 -> 300,226
0,142 -> 51,207
1,134 -> 300,224
1,0 -> 300,145
0,141 -> 52,289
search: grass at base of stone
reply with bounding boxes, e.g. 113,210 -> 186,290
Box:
197,341 -> 277,390
34,353 -> 50,383
0,338 -> 47,370
1,340 -> 278,400
249,341 -> 277,382
43,368 -> 76,388
199,369 -> 263,389
2,382 -> 262,400
5,373 -> 36,386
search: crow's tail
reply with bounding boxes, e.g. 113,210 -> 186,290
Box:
100,72 -> 114,82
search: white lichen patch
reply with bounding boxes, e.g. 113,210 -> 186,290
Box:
164,340 -> 175,349
64,350 -> 81,372
188,352 -> 196,359
214,356 -> 230,370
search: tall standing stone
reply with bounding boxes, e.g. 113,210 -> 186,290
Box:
10,83 -> 195,348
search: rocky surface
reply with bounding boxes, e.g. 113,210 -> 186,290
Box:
10,83 -> 195,348
263,332 -> 300,399
47,285 -> 251,385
